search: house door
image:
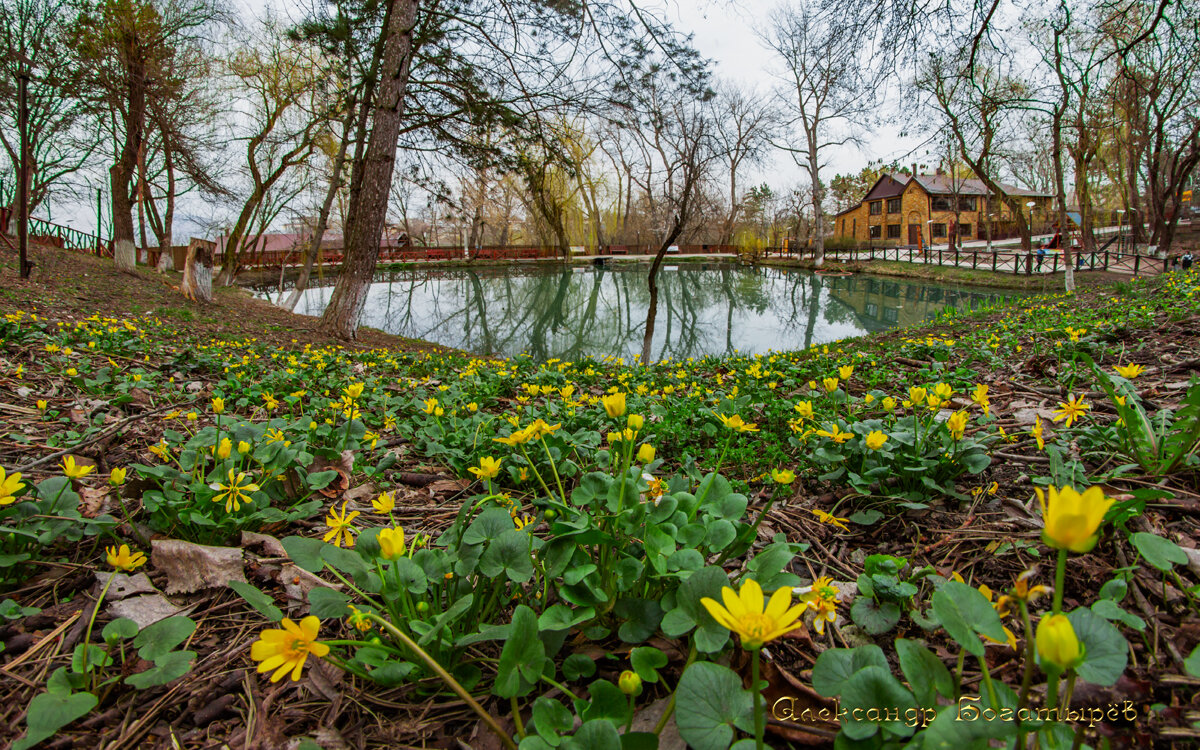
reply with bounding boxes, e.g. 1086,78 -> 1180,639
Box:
908,225 -> 918,245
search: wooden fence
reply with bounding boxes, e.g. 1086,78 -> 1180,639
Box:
778,239 -> 1170,277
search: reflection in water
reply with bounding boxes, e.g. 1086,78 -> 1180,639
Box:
255,264 -> 1012,361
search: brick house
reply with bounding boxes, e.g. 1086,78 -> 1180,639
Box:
833,170 -> 1054,247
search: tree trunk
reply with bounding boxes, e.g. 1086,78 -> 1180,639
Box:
319,0 -> 418,339
283,93 -> 357,312
808,134 -> 825,265
112,57 -> 146,275
640,225 -> 684,362
181,239 -> 213,303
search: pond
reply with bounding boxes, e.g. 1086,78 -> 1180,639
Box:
255,263 -> 1015,361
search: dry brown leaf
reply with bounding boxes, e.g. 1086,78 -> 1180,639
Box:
107,594 -> 187,628
343,482 -> 378,504
79,486 -> 111,518
151,539 -> 246,594
428,478 -> 471,495
95,571 -> 158,599
241,531 -> 288,557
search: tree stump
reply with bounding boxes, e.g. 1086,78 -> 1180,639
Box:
114,239 -> 137,274
155,247 -> 175,273
181,239 -> 213,303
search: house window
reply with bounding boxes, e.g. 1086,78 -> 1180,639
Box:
887,198 -> 902,213
883,307 -> 900,323
865,302 -> 878,318
869,225 -> 882,239
869,201 -> 882,215
932,223 -> 947,237
931,196 -> 953,211
958,196 -> 977,211
958,223 -> 973,238
987,197 -> 1001,213
886,224 -> 901,239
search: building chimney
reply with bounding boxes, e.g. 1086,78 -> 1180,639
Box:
912,163 -> 918,176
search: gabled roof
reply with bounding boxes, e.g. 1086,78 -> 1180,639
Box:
862,174 -> 912,202
910,174 -> 1051,198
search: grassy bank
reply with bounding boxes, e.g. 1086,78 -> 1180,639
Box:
2,240 -> 1199,749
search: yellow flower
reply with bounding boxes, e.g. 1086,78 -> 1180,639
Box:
637,444 -> 656,463
36,399 -> 48,411
527,419 -> 561,439
238,440 -> 252,455
344,383 -> 364,400
811,509 -> 850,531
793,400 -> 814,419
933,382 -> 954,400
262,393 -> 279,411
106,544 -> 146,571
347,605 -> 372,633
947,411 -> 969,440
815,423 -> 851,444
250,616 -> 330,683
149,440 -> 171,460
264,428 -> 290,445
822,377 -> 839,393
0,467 -> 25,505
373,492 -> 395,514
211,397 -> 225,414
467,402 -> 479,412
61,456 -> 95,479
318,501 -> 364,550
109,467 -> 127,486
700,578 -> 808,650
469,456 -> 502,481
717,413 -> 759,433
1052,394 -> 1090,428
1036,614 -> 1083,671
514,514 -> 537,531
864,431 -> 887,451
1036,485 -> 1113,553
422,397 -> 439,414
882,396 -> 897,411
1031,415 -> 1045,450
863,393 -> 875,404
216,437 -> 232,459
627,414 -> 644,430
970,384 -> 990,416
838,365 -> 854,380
377,526 -> 406,559
770,468 -> 795,484
800,577 -> 840,635
211,469 -> 261,513
1114,363 -> 1144,379
602,392 -> 626,418
908,386 -> 927,405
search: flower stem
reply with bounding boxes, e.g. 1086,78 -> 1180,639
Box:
1053,548 -> 1067,614
82,572 -> 117,683
368,613 -> 517,750
752,648 -> 765,750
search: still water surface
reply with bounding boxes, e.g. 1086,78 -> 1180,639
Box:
258,263 -> 1013,361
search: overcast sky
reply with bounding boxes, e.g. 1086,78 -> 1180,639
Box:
51,0 -> 926,240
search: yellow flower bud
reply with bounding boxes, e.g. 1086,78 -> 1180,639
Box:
109,467 -> 127,486
216,437 -> 232,459
637,444 -> 655,463
378,527 -> 406,560
1036,613 -> 1083,671
618,670 -> 643,696
627,414 -> 644,430
238,440 -> 252,455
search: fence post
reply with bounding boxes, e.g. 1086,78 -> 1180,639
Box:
992,250 -> 997,272
1134,254 -> 1140,276
1053,255 -> 1059,273
1104,249 -> 1109,270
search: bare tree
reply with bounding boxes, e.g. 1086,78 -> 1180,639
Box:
711,81 -> 775,246
760,1 -> 873,266
73,0 -> 223,274
0,0 -> 92,217
216,22 -> 331,285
